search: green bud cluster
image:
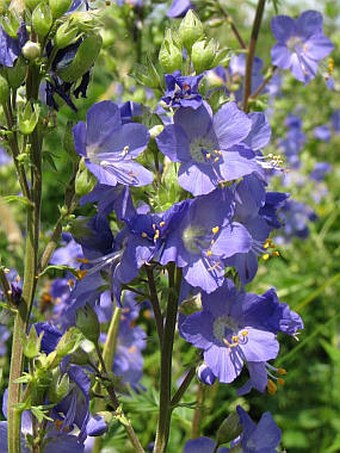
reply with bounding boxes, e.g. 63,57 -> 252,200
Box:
159,9 -> 227,76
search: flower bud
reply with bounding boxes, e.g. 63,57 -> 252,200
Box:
48,370 -> 70,403
32,3 -> 53,40
159,29 -> 183,73
57,33 -> 102,83
49,0 -> 72,18
5,57 -> 27,89
24,0 -> 41,11
192,38 -> 219,74
149,125 -> 164,139
54,21 -> 79,49
75,158 -> 96,197
55,327 -> 84,358
21,41 -> 41,61
76,304 -> 100,344
1,9 -> 20,38
178,10 -> 204,52
0,0 -> 11,14
18,102 -> 40,135
0,75 -> 9,105
24,326 -> 43,359
216,412 -> 242,445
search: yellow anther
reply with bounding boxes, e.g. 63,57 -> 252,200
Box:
68,279 -> 75,288
272,250 -> 280,257
277,378 -> 285,386
210,239 -> 215,245
263,239 -> 271,249
240,329 -> 248,337
278,368 -> 287,375
154,230 -> 160,240
212,226 -> 219,235
159,221 -> 165,227
231,335 -> 239,343
267,379 -> 277,395
263,254 -> 270,261
206,153 -> 211,159
141,232 -> 148,238
4,268 -> 10,273
77,257 -> 90,264
214,157 -> 219,163
152,223 -> 156,230
328,58 -> 334,75
76,269 -> 88,280
206,250 -> 212,257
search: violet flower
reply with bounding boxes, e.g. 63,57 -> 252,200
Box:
271,10 -> 334,84
167,0 -> 193,18
161,71 -> 204,110
179,280 -> 280,383
156,102 -> 264,196
73,101 -> 153,187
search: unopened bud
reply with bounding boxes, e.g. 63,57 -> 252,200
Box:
5,56 -> 27,89
159,29 -> 183,73
178,10 -> 204,52
55,326 -> 84,358
54,21 -> 79,49
24,0 -> 41,11
49,0 -> 72,18
24,327 -> 43,359
76,304 -> 100,344
21,41 -> 41,61
75,158 -> 96,197
149,124 -> 164,139
216,412 -> 242,445
57,33 -> 102,83
48,370 -> 70,403
32,3 -> 53,40
0,75 -> 9,105
192,38 -> 219,74
18,102 -> 40,135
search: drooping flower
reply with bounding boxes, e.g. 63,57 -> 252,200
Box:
271,10 -> 334,84
156,102 -> 264,196
179,280 -> 280,383
161,71 -> 204,110
73,101 -> 153,187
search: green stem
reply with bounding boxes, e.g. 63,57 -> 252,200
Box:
191,383 -> 205,438
170,367 -> 196,408
95,340 -> 144,453
217,1 -> 247,49
154,264 -> 180,453
145,266 -> 164,344
243,0 -> 266,112
8,64 -> 42,453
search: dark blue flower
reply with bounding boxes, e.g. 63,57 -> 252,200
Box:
73,101 -> 153,187
161,71 -> 203,110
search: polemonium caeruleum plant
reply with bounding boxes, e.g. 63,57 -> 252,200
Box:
0,1 -> 335,452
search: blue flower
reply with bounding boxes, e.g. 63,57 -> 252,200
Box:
156,102 -> 264,196
73,101 -> 153,187
179,280 -> 280,383
161,71 -> 203,110
0,23 -> 27,67
167,0 -> 193,18
160,188 -> 252,293
271,10 -> 334,84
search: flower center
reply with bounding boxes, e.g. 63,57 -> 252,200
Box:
189,137 -> 215,163
286,36 -> 304,52
182,225 -> 208,254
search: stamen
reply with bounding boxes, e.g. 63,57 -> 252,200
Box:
212,226 -> 219,235
141,232 -> 148,238
267,379 -> 277,395
159,221 -> 165,227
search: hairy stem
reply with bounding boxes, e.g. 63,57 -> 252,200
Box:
154,264 -> 180,453
243,0 -> 267,112
145,266 -> 164,344
8,64 -> 42,453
